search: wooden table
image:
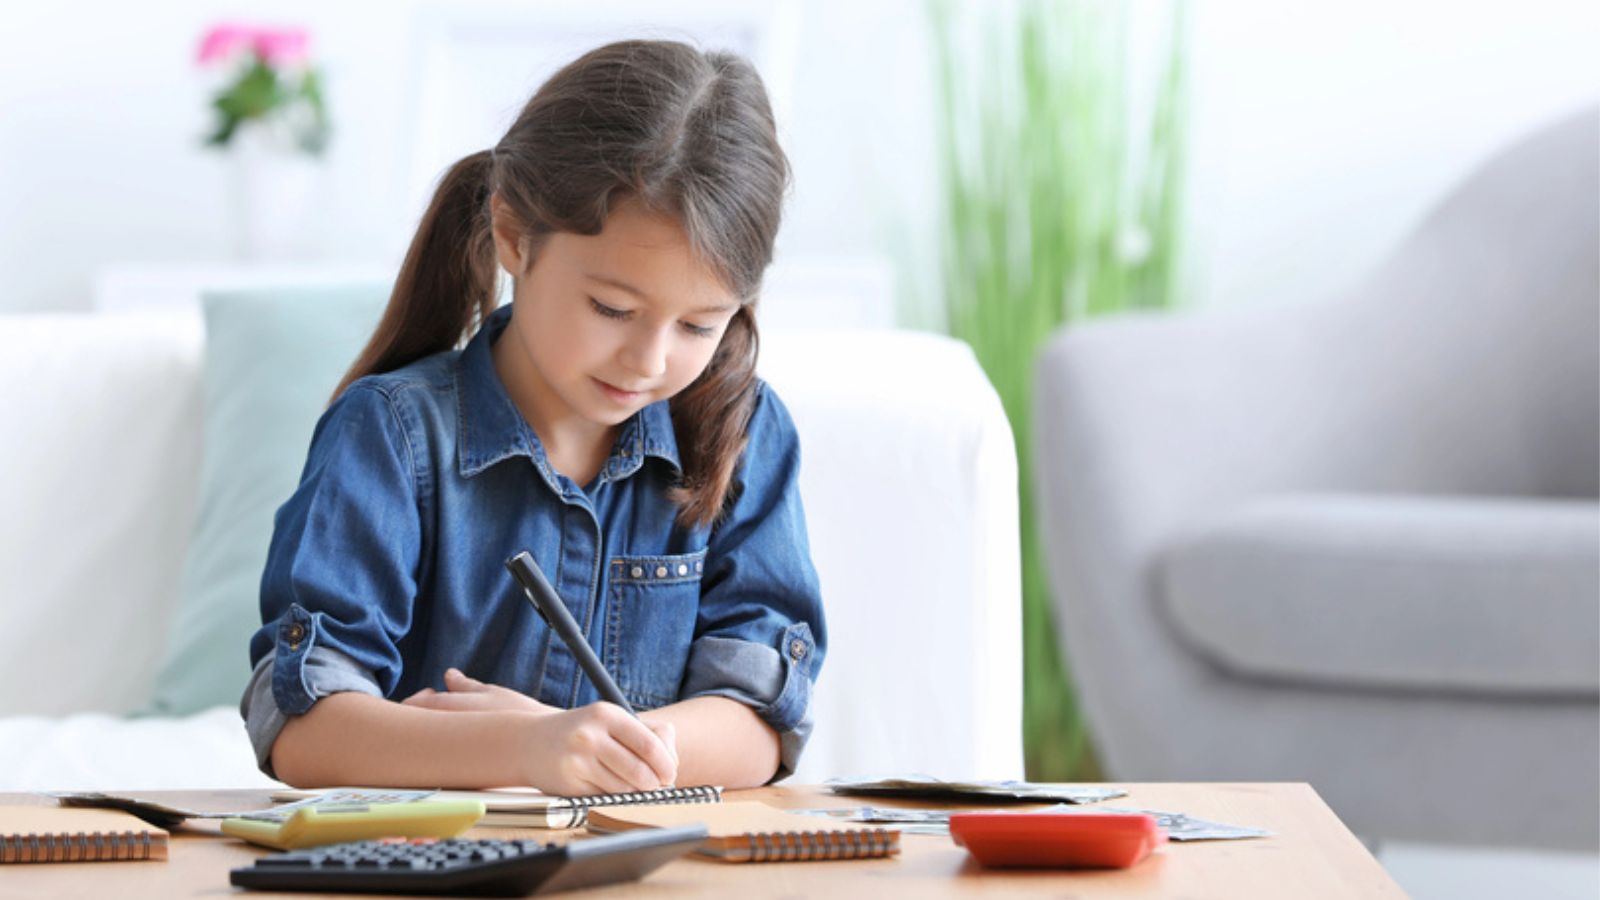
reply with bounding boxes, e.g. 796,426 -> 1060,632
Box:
3,784 -> 1404,898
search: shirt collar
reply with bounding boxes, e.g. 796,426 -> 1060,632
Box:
455,304 -> 682,482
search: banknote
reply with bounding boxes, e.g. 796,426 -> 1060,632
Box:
1052,804 -> 1271,841
826,775 -> 1125,805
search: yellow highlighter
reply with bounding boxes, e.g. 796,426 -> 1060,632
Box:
222,800 -> 487,851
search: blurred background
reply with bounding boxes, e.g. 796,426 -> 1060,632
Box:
0,1 -> 1595,896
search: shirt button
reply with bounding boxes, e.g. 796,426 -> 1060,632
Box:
695,561 -> 703,573
676,564 -> 688,576
630,566 -> 644,579
789,639 -> 807,661
654,566 -> 668,578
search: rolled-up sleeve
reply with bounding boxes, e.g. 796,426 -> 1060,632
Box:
680,382 -> 826,782
241,383 -> 423,772
241,646 -> 383,778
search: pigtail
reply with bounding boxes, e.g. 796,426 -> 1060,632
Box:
668,305 -> 761,528
333,149 -> 499,401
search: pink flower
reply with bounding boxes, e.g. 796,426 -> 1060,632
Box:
196,23 -> 311,67
253,28 -> 309,67
196,23 -> 252,65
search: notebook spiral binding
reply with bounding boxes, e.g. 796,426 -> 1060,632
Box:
747,828 -> 896,862
555,786 -> 723,828
1,830 -> 155,863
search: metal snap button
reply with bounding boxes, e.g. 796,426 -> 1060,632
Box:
631,566 -> 644,578
676,564 -> 688,576
285,622 -> 306,649
789,639 -> 807,661
654,566 -> 668,578
694,561 -> 703,573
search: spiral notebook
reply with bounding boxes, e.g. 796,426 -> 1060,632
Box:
0,807 -> 168,863
272,785 -> 722,829
586,801 -> 901,863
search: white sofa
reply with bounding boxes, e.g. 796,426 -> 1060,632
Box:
0,305 -> 1022,789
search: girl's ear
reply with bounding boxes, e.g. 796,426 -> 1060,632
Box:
489,193 -> 530,276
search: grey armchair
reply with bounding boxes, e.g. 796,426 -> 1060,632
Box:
1032,106 -> 1598,850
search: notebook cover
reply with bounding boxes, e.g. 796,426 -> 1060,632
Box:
586,801 -> 900,862
0,807 -> 169,863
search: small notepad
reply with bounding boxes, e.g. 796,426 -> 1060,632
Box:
0,807 -> 168,863
273,785 -> 723,829
586,801 -> 900,863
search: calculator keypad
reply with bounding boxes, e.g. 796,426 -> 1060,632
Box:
260,838 -> 557,871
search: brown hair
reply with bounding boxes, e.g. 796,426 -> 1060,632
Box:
335,40 -> 790,528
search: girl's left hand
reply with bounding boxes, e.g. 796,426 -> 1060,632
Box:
401,668 -> 555,715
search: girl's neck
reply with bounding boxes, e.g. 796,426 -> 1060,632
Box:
490,325 -> 618,485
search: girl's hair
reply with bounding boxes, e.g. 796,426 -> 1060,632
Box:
336,40 -> 790,529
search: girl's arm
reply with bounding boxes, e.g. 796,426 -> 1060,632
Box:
270,691 -> 678,794
638,696 -> 781,788
404,670 -> 778,787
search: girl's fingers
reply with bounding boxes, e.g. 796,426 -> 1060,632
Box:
593,735 -> 664,792
444,668 -> 488,691
405,691 -> 492,712
645,719 -> 679,767
608,715 -> 678,788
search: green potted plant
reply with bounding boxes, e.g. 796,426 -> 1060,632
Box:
196,23 -> 332,260
927,0 -> 1190,780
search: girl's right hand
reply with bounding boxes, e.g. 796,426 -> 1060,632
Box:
520,702 -> 679,795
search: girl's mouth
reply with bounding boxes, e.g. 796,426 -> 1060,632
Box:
593,377 -> 644,404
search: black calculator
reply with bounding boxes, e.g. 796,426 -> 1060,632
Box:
229,825 -> 708,896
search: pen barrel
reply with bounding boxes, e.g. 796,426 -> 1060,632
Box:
506,552 -> 637,715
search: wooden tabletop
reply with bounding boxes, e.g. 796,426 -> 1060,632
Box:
2,783 -> 1404,898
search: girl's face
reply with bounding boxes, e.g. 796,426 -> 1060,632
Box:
490,194 -> 742,437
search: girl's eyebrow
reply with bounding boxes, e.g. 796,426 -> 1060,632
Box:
586,272 -> 737,314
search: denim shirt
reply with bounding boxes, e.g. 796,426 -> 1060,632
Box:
239,304 -> 826,782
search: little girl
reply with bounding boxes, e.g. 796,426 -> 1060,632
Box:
240,40 -> 824,794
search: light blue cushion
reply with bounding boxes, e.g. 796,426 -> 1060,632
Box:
144,284 -> 390,715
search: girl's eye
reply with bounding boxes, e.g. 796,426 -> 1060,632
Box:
592,296 -> 715,338
588,297 -> 630,319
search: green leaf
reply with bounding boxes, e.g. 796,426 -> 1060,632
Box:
200,58 -> 333,156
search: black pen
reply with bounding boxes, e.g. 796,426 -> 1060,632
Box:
505,551 -> 636,716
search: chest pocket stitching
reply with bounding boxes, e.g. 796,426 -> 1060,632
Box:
608,548 -> 709,585
605,549 -> 708,707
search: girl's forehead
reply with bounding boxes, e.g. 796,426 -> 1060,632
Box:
558,205 -> 737,311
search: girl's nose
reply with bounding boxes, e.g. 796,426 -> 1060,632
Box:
621,327 -> 670,379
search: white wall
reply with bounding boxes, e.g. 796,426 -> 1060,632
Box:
1184,0 -> 1599,311
0,1 -> 1594,318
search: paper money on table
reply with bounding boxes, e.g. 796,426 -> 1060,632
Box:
790,806 -> 953,835
825,775 -> 1125,804
1049,804 -> 1271,841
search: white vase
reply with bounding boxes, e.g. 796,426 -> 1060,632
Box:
227,124 -> 328,261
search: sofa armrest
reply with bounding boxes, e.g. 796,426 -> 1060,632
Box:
1032,305 -> 1359,571
763,329 -> 1023,779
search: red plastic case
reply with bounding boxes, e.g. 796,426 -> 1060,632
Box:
949,811 -> 1166,869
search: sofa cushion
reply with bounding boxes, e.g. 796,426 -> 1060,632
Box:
0,315 -> 203,715
1158,494 -> 1600,697
146,286 -> 388,715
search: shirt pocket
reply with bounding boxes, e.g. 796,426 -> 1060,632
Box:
605,549 -> 707,709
